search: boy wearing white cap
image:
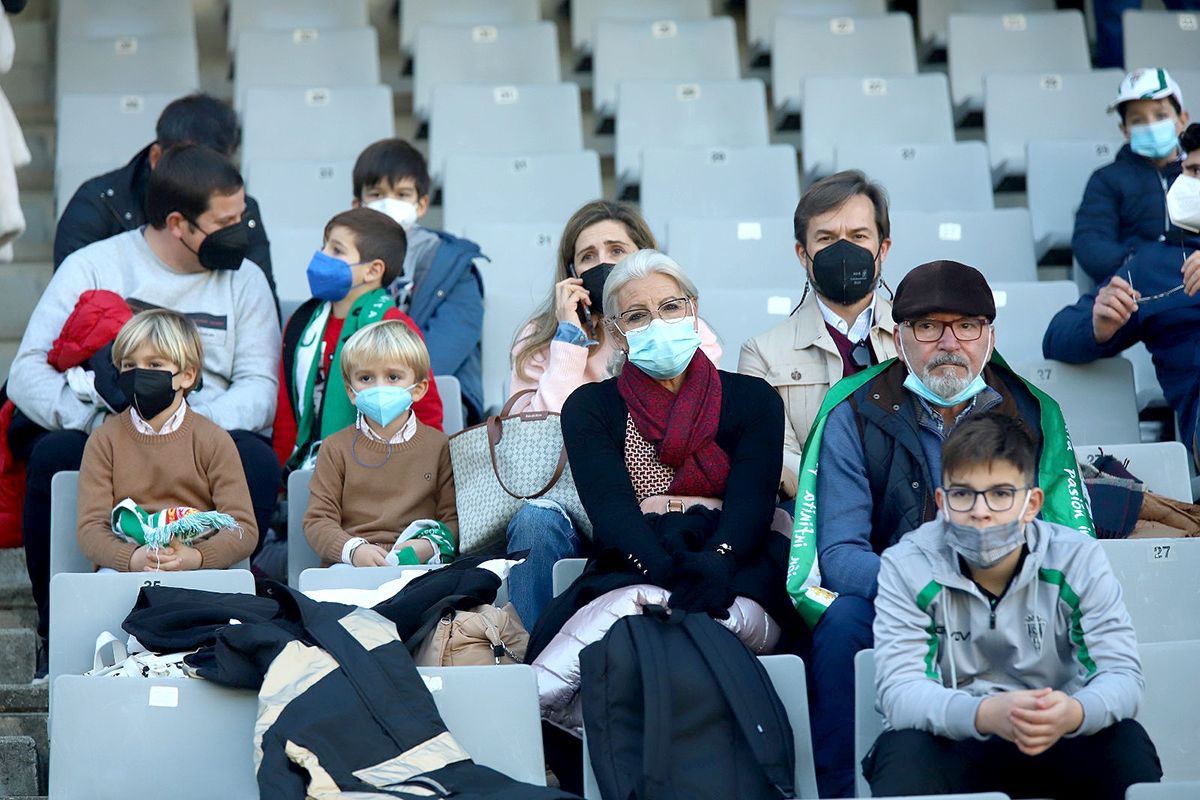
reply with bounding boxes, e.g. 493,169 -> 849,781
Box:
1073,68 -> 1192,284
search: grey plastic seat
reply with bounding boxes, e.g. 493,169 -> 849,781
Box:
266,226 -> 323,305
480,289 -> 544,413
615,79 -> 769,192
882,209 -> 1038,287
571,0 -> 710,66
1099,537 -> 1200,644
1123,10 -> 1200,72
242,158 -> 355,230
665,216 -> 801,290
233,27 -> 381,110
1077,442 -> 1192,503
55,34 -> 199,103
746,0 -> 887,60
984,69 -> 1123,179
1138,639 -> 1200,781
697,286 -> 802,371
298,564 -> 440,592
401,0 -> 541,58
413,21 -> 560,121
990,280 -> 1079,365
1127,782 -> 1200,800
464,222 -> 562,302
592,17 -> 739,121
287,468 -> 318,587
639,144 -> 801,244
801,73 -> 956,180
1026,139 -> 1124,257
429,82 -> 583,184
441,150 -> 602,237
917,0 -> 1054,50
551,557 -> 587,597
437,374 -> 465,435
946,10 -> 1089,115
1014,358 -> 1141,445
834,141 -> 994,212
228,0 -> 368,53
241,85 -> 394,165
854,648 -> 882,798
771,13 -> 917,125
57,0 -> 195,40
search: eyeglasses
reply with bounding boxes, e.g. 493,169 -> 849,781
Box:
943,485 -> 1030,513
1126,268 -> 1187,305
904,317 -> 989,343
612,296 -> 694,334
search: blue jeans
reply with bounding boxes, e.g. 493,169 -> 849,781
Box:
809,594 -> 875,799
505,501 -> 581,630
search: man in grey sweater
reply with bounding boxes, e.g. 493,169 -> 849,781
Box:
8,145 -> 281,673
866,412 -> 1161,799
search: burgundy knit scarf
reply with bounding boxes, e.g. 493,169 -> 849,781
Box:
617,351 -> 730,497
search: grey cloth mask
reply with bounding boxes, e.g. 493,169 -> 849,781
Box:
943,491 -> 1031,569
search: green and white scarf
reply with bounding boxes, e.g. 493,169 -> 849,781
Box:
786,354 -> 1094,628
386,518 -> 457,566
111,498 -> 241,549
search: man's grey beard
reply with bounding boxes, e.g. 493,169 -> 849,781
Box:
921,353 -> 971,400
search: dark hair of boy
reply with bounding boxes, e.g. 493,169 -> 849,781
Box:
793,169 -> 891,245
155,93 -> 242,156
325,207 -> 408,288
1117,96 -> 1183,124
145,144 -> 244,229
1180,122 -> 1200,154
352,138 -> 431,201
941,412 -> 1037,487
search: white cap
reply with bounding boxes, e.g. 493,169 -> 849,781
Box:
1109,68 -> 1184,113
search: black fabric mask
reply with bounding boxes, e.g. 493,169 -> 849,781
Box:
117,368 -> 179,421
578,262 -> 616,316
187,218 -> 249,271
808,239 -> 878,306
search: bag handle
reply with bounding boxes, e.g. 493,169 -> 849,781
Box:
485,414 -> 569,501
92,631 -> 128,671
498,388 -> 536,418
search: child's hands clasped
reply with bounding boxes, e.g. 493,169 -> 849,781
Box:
351,542 -> 390,567
131,541 -> 203,572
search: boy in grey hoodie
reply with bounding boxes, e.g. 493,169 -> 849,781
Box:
867,412 -> 1161,799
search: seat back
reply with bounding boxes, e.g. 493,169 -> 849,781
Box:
698,287 -> 800,371
747,0 -> 887,55
551,557 -> 587,597
1138,639 -> 1200,781
1126,781 -> 1200,800
1099,538 -> 1200,643
267,226 -> 323,305
1122,10 -> 1200,72
233,27 -> 381,109
298,564 -> 440,592
228,0 -> 368,53
241,85 -> 394,164
480,289 -> 543,413
666,216 -> 801,290
466,222 -> 562,299
401,0 -> 541,54
55,34 -> 199,103
854,648 -> 883,798
437,374 -> 465,435
1015,358 -> 1141,445
242,158 -> 355,230
571,0 -> 711,57
883,209 -> 1038,286
834,141 -> 993,211
991,280 -> 1079,365
1026,139 -> 1123,256
1076,442 -> 1192,504
58,0 -> 196,40
917,0 -> 1054,49
287,468 -> 318,586
49,471 -> 91,579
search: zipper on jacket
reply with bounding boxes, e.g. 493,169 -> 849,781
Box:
989,604 -> 997,630
1159,172 -> 1171,236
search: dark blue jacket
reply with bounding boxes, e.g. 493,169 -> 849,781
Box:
1073,144 -> 1198,283
1043,240 -> 1200,458
407,230 -> 485,422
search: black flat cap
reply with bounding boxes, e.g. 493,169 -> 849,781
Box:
891,260 -> 996,323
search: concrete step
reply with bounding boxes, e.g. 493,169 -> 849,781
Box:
13,191 -> 53,263
0,629 -> 35,684
0,549 -> 36,617
0,735 -> 39,797
0,712 -> 47,796
0,261 -> 52,340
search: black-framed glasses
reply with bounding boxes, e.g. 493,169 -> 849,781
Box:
904,317 -> 989,343
612,296 -> 694,334
943,485 -> 1030,513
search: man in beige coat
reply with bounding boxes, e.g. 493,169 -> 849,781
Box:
739,170 -> 898,497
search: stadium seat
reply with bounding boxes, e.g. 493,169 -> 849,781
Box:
298,564 -> 439,592
400,0 -> 541,59
232,27 -> 381,110
55,34 -> 199,104
413,22 -> 560,121
1099,537 -> 1200,643
698,287 -> 800,370
571,0 -> 711,67
287,468 -> 318,586
480,289 -> 543,413
242,158 -> 355,230
551,557 -> 587,597
917,0 -> 1054,51
1026,139 -> 1123,258
983,69 -> 1123,179
801,73 -> 956,179
1126,782 -> 1200,800
429,82 -> 584,184
48,569 -> 255,689
227,0 -> 369,53
1076,442 -> 1192,503
437,374 -> 465,435
1014,358 -> 1141,445
57,0 -> 196,40
991,280 -> 1079,365
834,142 -> 994,212
665,216 -> 801,290
267,226 -> 323,306
639,145 -> 801,244
464,222 -> 561,302
1138,639 -> 1200,781
240,85 -> 394,165
615,79 -> 770,193
854,648 -> 882,798
591,17 -> 739,122
882,209 -> 1039,287
441,151 -> 602,237
1122,10 -> 1200,72
746,0 -> 887,62
771,13 -> 918,127
946,10 -> 1089,116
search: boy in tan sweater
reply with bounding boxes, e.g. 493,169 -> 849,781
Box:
76,310 -> 258,571
304,320 -> 457,567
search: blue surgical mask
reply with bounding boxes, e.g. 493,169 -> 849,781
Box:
354,384 -> 416,427
943,490 -> 1031,569
306,251 -> 365,302
899,336 -> 990,408
1129,118 -> 1179,160
625,316 -> 703,380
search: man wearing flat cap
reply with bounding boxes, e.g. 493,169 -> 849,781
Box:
786,260 -> 1092,798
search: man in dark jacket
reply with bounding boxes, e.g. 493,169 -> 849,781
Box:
54,93 -> 277,301
1073,68 -> 1195,284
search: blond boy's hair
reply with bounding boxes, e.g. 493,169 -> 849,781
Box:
340,320 -> 430,384
111,309 -> 205,395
